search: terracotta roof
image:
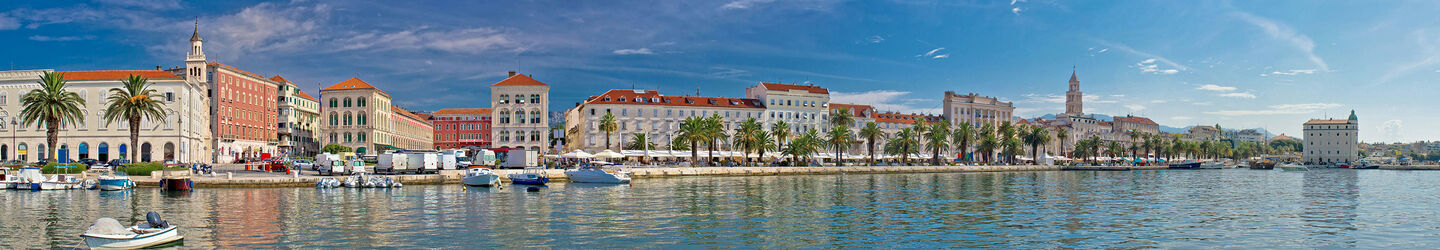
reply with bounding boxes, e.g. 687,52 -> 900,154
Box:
1098,121 -> 1114,127
324,77 -> 378,91
493,73 -> 548,86
874,111 -> 942,124
208,62 -> 276,85
58,70 -> 182,80
1113,115 -> 1158,126
391,105 -> 428,123
583,89 -> 764,109
1271,134 -> 1297,141
268,75 -> 298,86
296,90 -> 318,101
1304,119 -> 1352,125
760,82 -> 829,94
829,103 -> 873,118
434,108 -> 492,115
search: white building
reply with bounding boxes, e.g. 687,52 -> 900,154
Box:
1225,129 -> 1266,145
745,82 -> 830,134
1303,111 -> 1359,164
942,91 -> 1014,129
491,72 -> 550,152
564,89 -> 764,153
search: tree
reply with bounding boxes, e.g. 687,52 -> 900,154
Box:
703,114 -> 727,164
102,75 -> 166,162
21,72 -> 86,161
885,127 -> 920,165
976,129 -> 999,164
623,133 -> 656,150
771,120 -> 791,152
952,121 -> 974,163
1055,128 -> 1069,158
598,112 -> 618,150
753,130 -> 776,165
669,136 -> 690,151
677,116 -> 707,166
785,129 -> 823,166
826,126 -> 854,166
925,120 -> 951,165
321,144 -> 352,154
733,118 -> 763,164
1127,130 -> 1142,159
1025,126 -> 1051,165
998,121 -> 1016,164
859,122 -> 883,165
1269,139 -> 1302,153
829,107 -> 855,127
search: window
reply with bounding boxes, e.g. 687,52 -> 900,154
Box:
531,111 -> 541,123
530,94 -> 541,103
499,94 -> 509,104
329,98 -> 337,107
357,97 -> 366,107
516,111 -> 526,124
530,131 -> 540,141
329,113 -> 338,125
358,113 -> 367,125
343,98 -> 352,107
358,133 -> 366,142
499,110 -> 510,123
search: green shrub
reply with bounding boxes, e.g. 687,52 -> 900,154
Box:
118,163 -> 188,176
41,163 -> 87,174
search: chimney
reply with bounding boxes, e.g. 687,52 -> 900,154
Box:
156,66 -> 162,70
508,71 -> 516,77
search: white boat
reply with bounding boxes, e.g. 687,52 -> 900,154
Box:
1199,161 -> 1224,169
462,167 -> 501,187
97,173 -> 135,191
508,167 -> 550,185
1278,163 -> 1309,172
565,166 -> 631,184
81,212 -> 183,249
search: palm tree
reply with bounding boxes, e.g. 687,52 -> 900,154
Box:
885,127 -> 919,165
997,121 -> 1016,164
598,112 -> 618,150
670,136 -> 690,151
976,123 -> 997,163
1025,126 -> 1051,165
952,121 -> 974,163
771,120 -> 790,152
1107,141 -> 1124,160
825,126 -> 854,166
785,129 -> 823,166
753,130 -> 776,165
1003,136 -> 1024,165
911,119 -> 929,154
623,133 -> 655,150
677,116 -> 707,165
734,118 -> 763,164
829,107 -> 855,127
23,72 -> 86,162
1127,130 -> 1141,159
1055,128 -> 1069,158
925,120 -> 950,165
859,122 -> 883,165
703,114 -> 726,164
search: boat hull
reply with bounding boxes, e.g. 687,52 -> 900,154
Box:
508,173 -> 549,185
1168,162 -> 1201,169
462,175 -> 501,187
98,179 -> 135,191
159,178 -> 193,191
81,226 -> 183,249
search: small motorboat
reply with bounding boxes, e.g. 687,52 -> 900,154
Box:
1199,161 -> 1224,169
81,212 -> 183,249
1278,163 -> 1309,172
97,173 -> 136,191
1248,160 -> 1275,170
565,166 -> 631,184
1168,160 -> 1201,169
508,167 -> 550,185
462,167 -> 501,187
159,176 -> 192,191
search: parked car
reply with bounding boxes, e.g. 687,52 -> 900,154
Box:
79,159 -> 99,166
292,159 -> 315,170
32,159 -> 50,165
107,159 -> 131,167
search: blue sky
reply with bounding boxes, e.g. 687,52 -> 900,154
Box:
2,0 -> 1437,143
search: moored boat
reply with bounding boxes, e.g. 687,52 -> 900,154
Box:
97,173 -> 136,191
1248,160 -> 1275,170
462,167 -> 501,187
159,176 -> 192,191
81,212 -> 183,249
1199,161 -> 1224,169
565,166 -> 631,184
1168,160 -> 1201,169
508,167 -> 549,185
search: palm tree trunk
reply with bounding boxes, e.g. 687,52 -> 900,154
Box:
46,117 -> 59,162
605,132 -> 611,150
130,117 -> 140,162
1032,144 -> 1039,165
867,139 -> 875,166
690,140 -> 698,166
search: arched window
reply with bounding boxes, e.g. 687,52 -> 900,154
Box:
329,112 -> 338,125
530,110 -> 541,123
357,97 -> 366,107
516,111 -> 526,124
499,94 -> 510,104
499,110 -> 510,123
78,142 -> 89,160
98,143 -> 109,162
16,143 -> 26,162
344,132 -> 353,142
329,98 -> 337,107
530,131 -> 540,141
357,132 -> 367,142
329,133 -> 338,142
343,112 -> 352,125
358,112 -> 367,125
139,143 -> 151,162
343,97 -> 352,107
499,131 -> 510,142
530,94 -> 540,103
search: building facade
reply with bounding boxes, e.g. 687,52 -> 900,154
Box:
942,91 -> 1014,129
428,108 -> 492,150
271,75 -> 320,158
389,105 -> 434,150
745,82 -> 830,134
491,72 -> 550,152
1225,129 -> 1266,145
1112,115 -> 1160,136
1303,111 -> 1359,164
206,63 -> 279,162
564,89 -> 764,153
1186,126 -> 1223,141
320,77 -> 392,155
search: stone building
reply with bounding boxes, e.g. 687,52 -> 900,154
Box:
1302,111 -> 1359,164
490,72 -> 550,152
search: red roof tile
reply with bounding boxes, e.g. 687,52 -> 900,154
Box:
829,103 -> 873,118
1113,115 -> 1158,126
59,70 -> 182,80
296,90 -> 318,101
493,73 -> 548,86
391,105 -> 429,123
874,111 -> 942,124
760,82 -> 828,94
268,75 -> 298,86
583,89 -> 764,109
434,108 -> 492,115
324,77 -> 377,91
208,62 -> 276,84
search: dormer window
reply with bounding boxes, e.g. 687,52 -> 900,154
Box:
604,97 -> 611,101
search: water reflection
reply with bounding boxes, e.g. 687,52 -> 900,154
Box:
1,169 -> 1439,248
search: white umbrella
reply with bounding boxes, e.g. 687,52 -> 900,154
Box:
594,149 -> 625,159
561,150 -> 594,159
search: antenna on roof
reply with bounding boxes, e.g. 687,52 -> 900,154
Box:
696,86 -> 700,96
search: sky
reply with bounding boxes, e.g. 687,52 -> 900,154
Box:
1,0 -> 1437,143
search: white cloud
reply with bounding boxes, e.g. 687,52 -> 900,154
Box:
28,35 -> 95,41
1136,58 -> 1180,74
709,66 -> 750,78
1232,11 -> 1329,71
1012,8 -> 1021,15
722,0 -> 775,10
830,90 -> 941,114
1017,93 -> 1065,104
866,35 -> 884,43
1204,103 -> 1342,116
1151,100 -> 1167,103
95,0 -> 182,10
933,54 -> 949,59
1196,84 -> 1237,92
1124,104 -> 1146,112
1220,92 -> 1257,98
0,14 -> 17,30
1380,120 -> 1403,142
1269,69 -> 1316,76
1095,39 -> 1188,71
1010,0 -> 1026,5
334,27 -> 521,55
613,48 -> 655,55
918,47 -> 945,58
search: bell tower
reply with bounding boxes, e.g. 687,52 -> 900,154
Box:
1065,68 -> 1083,115
185,19 -> 207,83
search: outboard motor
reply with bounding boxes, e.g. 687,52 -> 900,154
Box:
145,211 -> 169,228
